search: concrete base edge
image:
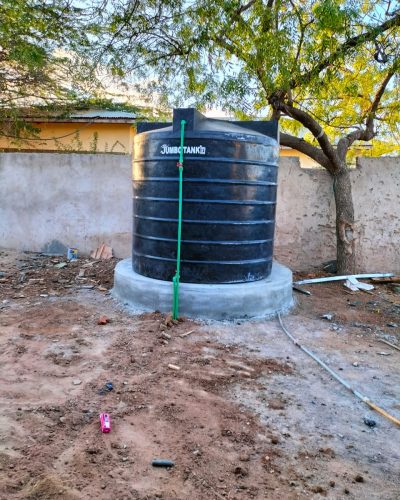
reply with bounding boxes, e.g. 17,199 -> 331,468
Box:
112,259 -> 293,321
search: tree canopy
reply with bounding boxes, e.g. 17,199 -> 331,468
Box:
0,0 -> 97,136
96,0 -> 400,165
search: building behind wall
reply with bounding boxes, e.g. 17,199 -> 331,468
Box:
0,110 -> 140,154
0,109 -> 324,166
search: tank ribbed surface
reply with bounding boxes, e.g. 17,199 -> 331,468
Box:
132,108 -> 279,284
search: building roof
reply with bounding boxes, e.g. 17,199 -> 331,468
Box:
68,109 -> 139,121
23,108 -> 142,124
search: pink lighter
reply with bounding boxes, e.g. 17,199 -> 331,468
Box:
100,413 -> 111,433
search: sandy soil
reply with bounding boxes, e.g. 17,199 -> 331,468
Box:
0,249 -> 399,500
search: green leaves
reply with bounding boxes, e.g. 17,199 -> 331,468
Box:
0,0 -> 101,137
313,0 -> 354,33
8,43 -> 47,69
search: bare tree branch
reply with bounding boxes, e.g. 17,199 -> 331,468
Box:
269,94 -> 339,171
280,132 -> 332,170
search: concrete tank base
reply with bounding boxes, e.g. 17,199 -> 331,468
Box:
113,259 -> 293,321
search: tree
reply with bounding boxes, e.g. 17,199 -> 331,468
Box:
0,0 -> 97,138
96,0 -> 400,273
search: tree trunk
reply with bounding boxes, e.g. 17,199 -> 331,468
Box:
332,166 -> 356,274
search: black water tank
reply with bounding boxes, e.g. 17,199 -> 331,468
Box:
132,108 -> 279,284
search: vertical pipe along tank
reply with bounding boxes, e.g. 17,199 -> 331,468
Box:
132,108 -> 279,284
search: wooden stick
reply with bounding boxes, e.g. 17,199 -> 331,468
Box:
379,339 -> 400,352
179,329 -> 195,338
371,277 -> 400,284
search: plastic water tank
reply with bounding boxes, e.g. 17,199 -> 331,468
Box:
132,108 -> 279,284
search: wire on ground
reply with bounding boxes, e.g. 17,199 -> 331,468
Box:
277,313 -> 400,427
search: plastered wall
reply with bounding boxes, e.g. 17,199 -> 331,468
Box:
274,157 -> 399,272
0,153 -> 399,272
0,153 -> 132,257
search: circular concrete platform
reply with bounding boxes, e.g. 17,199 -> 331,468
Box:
113,259 -> 293,321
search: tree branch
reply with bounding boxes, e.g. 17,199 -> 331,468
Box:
236,0 -> 258,16
337,67 -> 397,158
280,132 -> 332,170
213,35 -> 247,62
290,11 -> 400,89
269,95 -> 339,172
365,69 -> 396,132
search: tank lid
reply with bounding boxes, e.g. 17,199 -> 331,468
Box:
136,107 -> 278,140
173,108 -> 205,132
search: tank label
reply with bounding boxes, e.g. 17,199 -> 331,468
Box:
160,144 -> 206,155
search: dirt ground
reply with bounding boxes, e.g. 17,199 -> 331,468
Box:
0,249 -> 399,500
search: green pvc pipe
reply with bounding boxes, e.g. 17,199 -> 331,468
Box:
172,119 -> 186,320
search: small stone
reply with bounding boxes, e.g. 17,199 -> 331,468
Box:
101,484 -> 106,489
355,474 -> 364,483
352,362 -> 359,367
233,466 -> 248,477
72,379 -> 82,385
312,486 -> 326,494
168,364 -> 180,371
322,313 -> 333,321
97,316 -> 109,325
86,447 -> 99,455
329,481 -> 336,487
387,323 -> 398,328
59,417 -> 66,423
363,417 -> 376,428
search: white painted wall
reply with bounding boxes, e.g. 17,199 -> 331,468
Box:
0,153 -> 399,272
